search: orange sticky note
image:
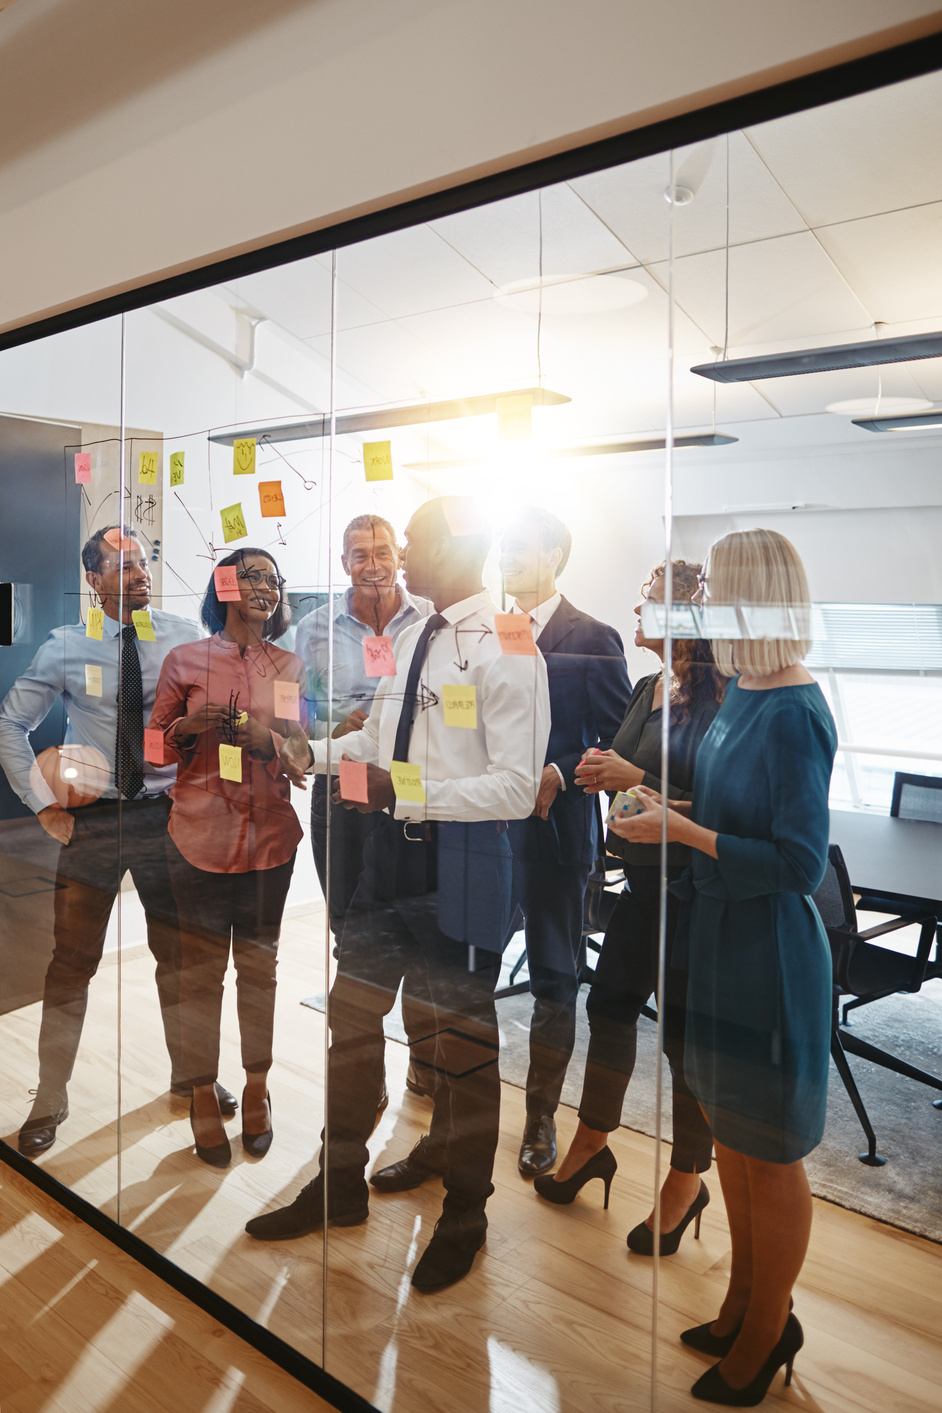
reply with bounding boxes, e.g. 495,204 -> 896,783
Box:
143,728 -> 165,765
363,441 -> 393,481
138,451 -> 159,484
74,453 -> 91,483
219,743 -> 242,782
86,608 -> 104,640
214,565 -> 241,601
338,758 -> 369,804
494,613 -> 537,656
233,438 -> 256,475
390,760 -> 425,803
273,679 -> 300,718
362,635 -> 397,677
103,528 -> 137,554
258,481 -> 286,517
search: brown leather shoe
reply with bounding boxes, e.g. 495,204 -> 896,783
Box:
518,1114 -> 557,1177
405,1060 -> 435,1098
370,1135 -> 447,1192
18,1092 -> 69,1157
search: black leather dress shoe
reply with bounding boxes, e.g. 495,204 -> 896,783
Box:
244,1174 -> 368,1240
170,1081 -> 238,1116
18,1099 -> 69,1157
405,1060 -> 435,1098
412,1209 -> 487,1292
518,1114 -> 557,1177
370,1135 -> 447,1192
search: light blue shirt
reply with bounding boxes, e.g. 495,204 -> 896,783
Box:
0,609 -> 201,814
294,584 -> 429,739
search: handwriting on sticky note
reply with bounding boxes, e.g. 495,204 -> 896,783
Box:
213,565 -> 241,601
85,664 -> 102,696
220,503 -> 247,544
219,743 -> 242,782
390,760 -> 426,803
497,393 -> 532,440
442,683 -> 477,729
494,613 -> 536,656
86,608 -> 104,640
363,440 -> 393,481
273,679 -> 300,718
362,635 -> 396,677
233,438 -> 256,475
258,480 -> 285,517
103,528 -> 136,554
169,451 -> 185,486
131,609 -> 156,642
143,728 -> 165,765
74,452 -> 91,483
338,758 -> 369,804
138,451 -> 159,484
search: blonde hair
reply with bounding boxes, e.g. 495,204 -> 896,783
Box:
706,528 -> 812,678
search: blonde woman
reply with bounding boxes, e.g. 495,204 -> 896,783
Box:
612,529 -> 836,1407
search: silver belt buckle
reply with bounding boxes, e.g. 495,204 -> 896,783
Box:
402,821 -> 426,843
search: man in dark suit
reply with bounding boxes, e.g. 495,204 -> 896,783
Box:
499,507 -> 631,1176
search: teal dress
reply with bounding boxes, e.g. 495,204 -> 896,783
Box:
673,678 -> 837,1163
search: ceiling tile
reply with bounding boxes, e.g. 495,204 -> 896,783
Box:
335,225 -> 496,319
814,203 -> 942,326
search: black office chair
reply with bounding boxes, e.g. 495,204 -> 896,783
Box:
813,843 -> 942,1165
890,770 -> 942,823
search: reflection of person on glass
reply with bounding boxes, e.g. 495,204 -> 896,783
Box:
246,497 -> 550,1293
539,560 -> 724,1255
0,526 -> 228,1157
150,549 -> 306,1168
613,530 -> 836,1406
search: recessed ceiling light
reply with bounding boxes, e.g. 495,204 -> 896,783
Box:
825,397 -> 932,416
495,272 -> 648,315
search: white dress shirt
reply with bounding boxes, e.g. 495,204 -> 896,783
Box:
310,591 -> 550,823
512,590 -> 564,789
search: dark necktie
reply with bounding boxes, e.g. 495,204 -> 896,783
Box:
115,623 -> 145,799
392,613 -> 447,762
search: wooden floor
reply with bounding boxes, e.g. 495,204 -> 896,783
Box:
1,902 -> 941,1413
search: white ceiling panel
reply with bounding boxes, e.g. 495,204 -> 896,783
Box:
335,225 -> 496,319
814,203 -> 942,326
225,262 -> 386,339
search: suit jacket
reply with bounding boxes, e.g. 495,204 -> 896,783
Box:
509,596 -> 631,868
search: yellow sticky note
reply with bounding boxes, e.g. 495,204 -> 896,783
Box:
497,393 -> 532,441
363,440 -> 393,481
220,503 -> 247,544
131,609 -> 156,642
219,743 -> 243,782
233,438 -> 256,475
442,683 -> 477,729
390,760 -> 426,803
85,664 -> 102,697
86,608 -> 104,640
138,451 -> 159,484
169,451 -> 185,486
237,710 -> 248,725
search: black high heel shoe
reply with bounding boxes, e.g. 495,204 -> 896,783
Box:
682,1299 -> 792,1358
690,1314 -> 803,1406
533,1146 -> 617,1208
189,1101 -> 231,1168
627,1178 -> 709,1255
241,1088 -> 273,1158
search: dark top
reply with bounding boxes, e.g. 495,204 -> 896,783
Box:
605,672 -> 722,868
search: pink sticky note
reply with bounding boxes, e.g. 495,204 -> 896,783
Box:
362,635 -> 397,677
338,758 -> 369,804
494,613 -> 537,656
273,679 -> 300,719
74,453 -> 91,483
214,565 -> 241,601
143,728 -> 165,765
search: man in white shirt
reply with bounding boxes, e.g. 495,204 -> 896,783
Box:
246,496 -> 550,1293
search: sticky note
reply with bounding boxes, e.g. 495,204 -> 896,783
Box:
219,743 -> 242,782
442,683 -> 477,729
85,664 -> 102,696
233,438 -> 256,475
494,613 -> 537,656
274,679 -> 300,718
362,635 -> 397,677
169,452 -> 185,486
497,393 -> 532,440
86,608 -> 104,640
74,452 -> 91,483
338,758 -> 369,804
213,565 -> 241,601
237,710 -> 248,726
103,528 -> 137,554
258,481 -> 286,517
138,451 -> 159,484
131,609 -> 156,642
390,760 -> 425,803
143,728 -> 165,765
220,503 -> 247,544
363,440 -> 393,481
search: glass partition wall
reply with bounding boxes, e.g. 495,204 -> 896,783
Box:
1,61 -> 940,1413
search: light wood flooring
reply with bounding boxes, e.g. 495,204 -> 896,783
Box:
1,903 -> 941,1413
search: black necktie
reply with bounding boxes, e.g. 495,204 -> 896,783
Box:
115,623 -> 145,799
392,613 -> 447,762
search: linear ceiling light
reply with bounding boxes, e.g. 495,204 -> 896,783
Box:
851,409 -> 942,432
690,330 -> 942,383
207,388 -> 570,447
403,432 -> 737,471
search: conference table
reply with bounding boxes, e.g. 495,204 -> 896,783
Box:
829,808 -> 942,913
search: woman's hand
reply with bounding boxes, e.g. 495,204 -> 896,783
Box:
238,715 -> 276,759
575,748 -> 644,795
607,785 -> 673,842
173,702 -> 231,744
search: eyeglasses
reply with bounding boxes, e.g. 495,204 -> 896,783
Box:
238,570 -> 286,591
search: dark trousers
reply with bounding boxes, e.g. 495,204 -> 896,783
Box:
36,796 -> 183,1097
510,856 -> 592,1118
579,863 -> 713,1173
324,817 -> 502,1213
166,839 -> 295,1088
